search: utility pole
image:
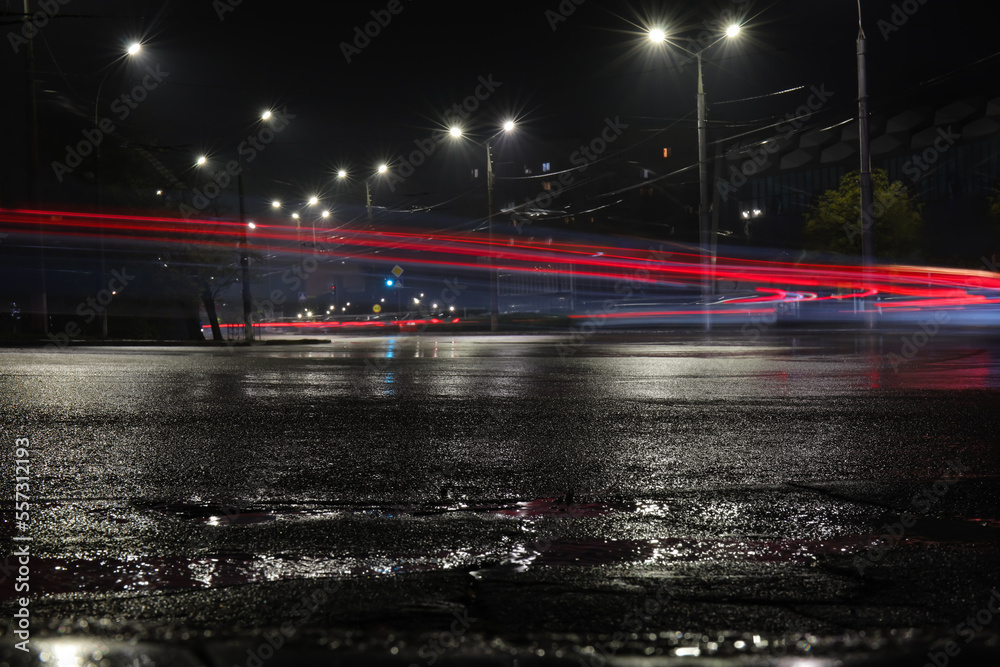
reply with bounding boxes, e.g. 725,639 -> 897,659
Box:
237,162 -> 254,342
697,53 -> 711,332
24,0 -> 47,335
857,1 -> 875,329
486,141 -> 499,332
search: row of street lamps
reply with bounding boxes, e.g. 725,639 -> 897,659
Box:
110,19 -> 882,340
61,11 -> 881,340
248,122 -> 517,332
93,21 -> 736,340
187,16 -> 739,338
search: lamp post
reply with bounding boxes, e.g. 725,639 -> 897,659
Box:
95,41 -> 143,338
334,165 -> 388,227
857,2 -> 875,328
649,24 -> 740,332
196,110 -> 273,342
449,121 -> 516,332
367,164 -> 389,226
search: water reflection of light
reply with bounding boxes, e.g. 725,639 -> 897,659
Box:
49,643 -> 83,666
188,557 -> 221,586
506,543 -> 536,571
635,500 -> 669,516
381,340 -> 397,395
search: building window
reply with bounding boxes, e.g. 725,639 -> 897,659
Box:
471,168 -> 479,178
542,181 -> 552,191
542,162 -> 551,173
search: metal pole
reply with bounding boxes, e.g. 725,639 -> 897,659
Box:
366,179 -> 373,226
697,53 -> 711,332
95,72 -> 111,339
238,160 -> 254,342
487,141 -> 498,332
857,3 -> 875,329
25,0 -> 47,335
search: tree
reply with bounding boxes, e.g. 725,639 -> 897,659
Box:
804,169 -> 923,261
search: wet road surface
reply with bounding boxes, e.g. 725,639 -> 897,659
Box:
2,332 -> 1000,665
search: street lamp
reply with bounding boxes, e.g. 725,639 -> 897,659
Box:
337,165 -> 388,225
450,121 -> 516,332
272,196 -> 326,247
648,23 -> 740,331
94,41 -> 143,338
195,109 -> 275,342
857,4 -> 875,328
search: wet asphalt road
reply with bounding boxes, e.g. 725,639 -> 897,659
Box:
2,332 -> 1000,665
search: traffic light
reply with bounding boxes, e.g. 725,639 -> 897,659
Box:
385,278 -> 394,287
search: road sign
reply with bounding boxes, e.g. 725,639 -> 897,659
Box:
391,265 -> 404,278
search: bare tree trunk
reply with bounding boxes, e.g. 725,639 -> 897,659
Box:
200,285 -> 223,341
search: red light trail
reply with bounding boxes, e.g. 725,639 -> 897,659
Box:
3,208 -> 1000,317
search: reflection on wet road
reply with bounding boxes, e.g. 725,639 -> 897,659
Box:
2,333 -> 1000,663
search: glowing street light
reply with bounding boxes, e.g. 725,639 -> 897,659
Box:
647,22 -> 741,332
366,165 -> 389,224
336,165 -> 389,224
194,110 -> 276,341
94,40 -> 145,338
486,121 -> 516,331
444,120 -> 516,330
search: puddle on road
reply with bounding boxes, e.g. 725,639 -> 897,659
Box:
144,496 -> 627,524
8,497 -> 996,598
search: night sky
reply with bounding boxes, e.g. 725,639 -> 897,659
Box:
1,0 -> 996,213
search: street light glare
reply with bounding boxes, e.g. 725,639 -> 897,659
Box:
648,28 -> 667,43
726,24 -> 741,38
127,42 -> 141,56
308,196 -> 319,206
196,155 -> 207,166
377,164 -> 388,174
271,200 -> 281,208
321,210 -> 330,218
337,169 -> 348,179
449,126 -> 463,138
503,120 -> 515,132
261,110 -> 273,121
